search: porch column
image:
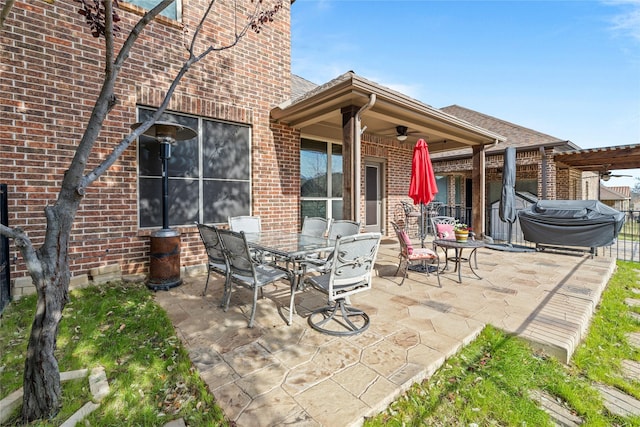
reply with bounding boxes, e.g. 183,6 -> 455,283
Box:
471,145 -> 486,236
341,106 -> 358,220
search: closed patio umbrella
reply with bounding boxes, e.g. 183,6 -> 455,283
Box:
499,147 -> 517,246
409,139 -> 438,247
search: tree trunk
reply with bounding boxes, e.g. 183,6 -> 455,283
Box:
21,270 -> 68,422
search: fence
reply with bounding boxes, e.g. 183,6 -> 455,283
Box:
397,202 -> 640,263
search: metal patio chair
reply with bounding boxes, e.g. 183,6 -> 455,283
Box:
391,221 -> 440,287
301,220 -> 361,275
196,223 -> 230,302
228,215 -> 262,233
304,232 -> 381,336
328,219 -> 360,239
431,216 -> 457,240
301,216 -> 331,237
217,228 -> 293,328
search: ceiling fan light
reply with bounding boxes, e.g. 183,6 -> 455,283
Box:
601,172 -> 610,181
395,125 -> 409,141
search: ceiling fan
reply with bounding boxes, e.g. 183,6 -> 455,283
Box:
600,170 -> 632,181
385,125 -> 421,141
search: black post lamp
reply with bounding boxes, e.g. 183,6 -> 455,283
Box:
131,121 -> 197,290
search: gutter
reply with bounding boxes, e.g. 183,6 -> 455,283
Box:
540,146 -> 547,200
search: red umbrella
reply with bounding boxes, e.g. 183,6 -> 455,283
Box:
409,139 -> 438,246
409,139 -> 438,205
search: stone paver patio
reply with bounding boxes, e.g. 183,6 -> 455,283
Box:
154,237 -> 616,426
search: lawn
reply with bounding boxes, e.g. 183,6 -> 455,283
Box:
365,261 -> 640,426
1,262 -> 639,426
0,281 -> 229,426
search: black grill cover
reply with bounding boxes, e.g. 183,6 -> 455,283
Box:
518,200 -> 625,247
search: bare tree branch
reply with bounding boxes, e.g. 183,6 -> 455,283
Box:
72,0 -> 175,195
0,0 -> 16,30
0,223 -> 39,275
80,0 -> 281,191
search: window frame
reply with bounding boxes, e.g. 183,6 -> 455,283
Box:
122,0 -> 183,21
300,137 -> 344,221
136,106 -> 252,228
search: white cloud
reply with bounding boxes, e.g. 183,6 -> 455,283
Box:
605,0 -> 640,41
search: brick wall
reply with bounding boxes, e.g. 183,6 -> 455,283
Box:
363,135 -> 413,234
0,0 -> 292,283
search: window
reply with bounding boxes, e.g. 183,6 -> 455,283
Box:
137,107 -> 251,228
300,139 -> 343,220
435,175 -> 448,204
454,176 -> 462,205
126,0 -> 181,20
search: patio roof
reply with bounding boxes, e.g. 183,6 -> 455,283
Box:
272,72 -> 506,152
554,144 -> 640,172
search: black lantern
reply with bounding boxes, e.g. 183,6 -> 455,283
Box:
131,121 -> 197,290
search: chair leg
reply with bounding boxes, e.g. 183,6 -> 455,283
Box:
288,276 -> 296,326
248,286 -> 259,328
223,279 -> 232,312
202,270 -> 211,296
396,255 -> 409,286
220,274 -> 230,307
434,259 -> 441,288
400,259 -> 408,286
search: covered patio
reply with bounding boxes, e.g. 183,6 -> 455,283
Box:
272,72 -> 506,235
154,239 -> 615,426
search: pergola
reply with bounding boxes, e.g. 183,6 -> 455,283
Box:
554,144 -> 640,174
271,71 -> 506,234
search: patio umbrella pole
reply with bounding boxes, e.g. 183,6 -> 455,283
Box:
407,138 -> 438,273
420,202 -> 426,248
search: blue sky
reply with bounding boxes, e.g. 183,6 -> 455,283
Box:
291,0 -> 640,189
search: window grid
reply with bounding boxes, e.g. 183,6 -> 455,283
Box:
137,107 -> 251,228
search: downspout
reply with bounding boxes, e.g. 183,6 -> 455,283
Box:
540,146 -> 547,200
354,94 -> 376,222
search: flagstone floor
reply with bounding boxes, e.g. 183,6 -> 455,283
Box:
154,236 -> 616,426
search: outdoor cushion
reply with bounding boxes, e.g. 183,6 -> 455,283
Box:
407,247 -> 437,260
398,230 -> 413,254
436,224 -> 455,240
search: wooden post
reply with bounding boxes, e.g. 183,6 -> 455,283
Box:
472,145 -> 486,236
341,106 -> 358,220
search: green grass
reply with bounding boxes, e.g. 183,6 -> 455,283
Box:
0,281 -> 228,426
365,261 -> 640,426
573,261 -> 640,399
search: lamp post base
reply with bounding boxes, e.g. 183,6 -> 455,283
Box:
148,229 -> 182,291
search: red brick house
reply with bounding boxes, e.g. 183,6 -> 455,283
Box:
432,105 -> 580,210
431,106 -> 640,218
0,0 -> 513,295
1,0 -> 295,292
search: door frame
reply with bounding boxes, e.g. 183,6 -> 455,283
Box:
363,159 -> 385,234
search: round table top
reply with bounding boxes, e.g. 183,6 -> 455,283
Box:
433,239 -> 485,249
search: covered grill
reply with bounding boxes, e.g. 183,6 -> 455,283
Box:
518,200 -> 625,253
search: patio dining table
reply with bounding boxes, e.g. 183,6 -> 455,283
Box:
244,231 -> 335,324
433,238 -> 485,284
